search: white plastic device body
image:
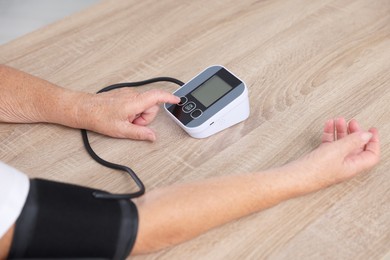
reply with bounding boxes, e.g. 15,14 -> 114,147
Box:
164,65 -> 250,138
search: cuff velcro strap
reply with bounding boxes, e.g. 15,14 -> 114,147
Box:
9,179 -> 138,259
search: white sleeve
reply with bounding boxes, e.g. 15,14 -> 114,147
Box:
0,161 -> 30,238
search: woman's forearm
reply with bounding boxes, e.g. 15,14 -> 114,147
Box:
0,64 -> 180,140
132,164 -> 311,254
0,65 -> 90,128
132,128 -> 379,255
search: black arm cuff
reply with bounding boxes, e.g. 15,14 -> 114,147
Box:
9,179 -> 138,259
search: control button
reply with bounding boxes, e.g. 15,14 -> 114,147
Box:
191,109 -> 203,119
182,102 -> 196,113
178,96 -> 187,106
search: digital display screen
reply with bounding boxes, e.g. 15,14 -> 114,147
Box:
191,75 -> 232,108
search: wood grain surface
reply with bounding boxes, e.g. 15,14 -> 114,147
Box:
1,0 -> 389,259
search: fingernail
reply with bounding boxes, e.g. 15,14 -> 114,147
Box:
148,132 -> 156,142
361,132 -> 373,142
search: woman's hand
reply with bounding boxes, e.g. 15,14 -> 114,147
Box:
77,88 -> 180,141
289,118 -> 380,191
0,65 -> 179,141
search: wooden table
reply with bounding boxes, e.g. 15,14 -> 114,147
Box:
1,0 -> 389,259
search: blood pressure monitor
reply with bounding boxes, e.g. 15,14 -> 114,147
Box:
165,65 -> 250,138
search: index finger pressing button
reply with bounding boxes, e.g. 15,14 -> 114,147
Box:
178,96 -> 188,106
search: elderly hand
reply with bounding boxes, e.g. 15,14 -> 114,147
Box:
77,88 -> 180,141
288,117 -> 380,192
0,65 -> 179,141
